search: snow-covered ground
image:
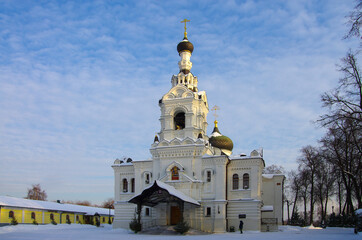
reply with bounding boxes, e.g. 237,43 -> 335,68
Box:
0,224 -> 359,240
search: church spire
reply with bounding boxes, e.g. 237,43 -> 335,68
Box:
177,19 -> 194,74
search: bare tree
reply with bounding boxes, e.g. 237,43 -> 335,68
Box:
345,0 -> 362,40
263,164 -> 285,174
26,184 -> 47,201
298,146 -> 321,225
320,52 -> 362,126
102,198 -> 114,209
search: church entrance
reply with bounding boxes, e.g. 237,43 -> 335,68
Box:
170,206 -> 181,225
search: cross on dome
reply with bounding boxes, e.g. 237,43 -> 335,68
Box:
181,19 -> 190,39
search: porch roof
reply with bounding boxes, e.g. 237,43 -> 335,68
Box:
128,180 -> 200,207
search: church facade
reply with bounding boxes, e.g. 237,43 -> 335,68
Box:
112,25 -> 284,233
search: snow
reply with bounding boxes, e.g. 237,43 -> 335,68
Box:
0,224 -> 359,240
0,196 -> 114,216
130,180 -> 200,206
355,209 -> 362,215
261,205 -> 273,212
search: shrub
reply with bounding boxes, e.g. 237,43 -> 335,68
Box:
129,218 -> 142,233
10,217 -> 18,225
32,220 -> 38,225
174,221 -> 190,234
66,219 -> 71,225
51,220 -> 57,225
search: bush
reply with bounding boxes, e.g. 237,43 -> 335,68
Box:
174,221 -> 190,234
33,220 -> 38,225
10,217 -> 18,225
66,219 -> 71,225
95,218 -> 100,227
129,218 -> 142,233
51,220 -> 57,225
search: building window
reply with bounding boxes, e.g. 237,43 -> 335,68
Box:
103,217 -> 105,223
50,213 -> 54,221
9,211 -> 14,218
243,173 -> 250,189
145,173 -> 150,184
145,208 -> 150,216
122,178 -> 128,192
76,215 -> 79,222
206,207 -> 211,217
31,212 -> 36,219
232,174 -> 239,190
207,171 -> 211,182
174,112 -> 185,130
171,166 -> 179,180
131,178 -> 135,192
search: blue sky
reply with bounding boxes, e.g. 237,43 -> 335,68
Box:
0,0 -> 359,204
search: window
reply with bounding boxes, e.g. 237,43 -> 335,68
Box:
66,215 -> 70,221
50,213 -> 54,220
103,217 -> 105,222
76,215 -> 79,221
122,178 -> 128,192
145,208 -> 150,216
9,211 -> 14,218
131,178 -> 135,192
31,212 -> 36,219
206,207 -> 211,217
232,174 -> 239,190
145,174 -> 150,184
174,112 -> 185,130
243,173 -> 250,189
207,171 -> 211,182
171,166 -> 179,180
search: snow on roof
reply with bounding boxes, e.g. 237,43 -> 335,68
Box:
356,208 -> 362,215
261,205 -> 273,212
0,196 -> 114,216
130,180 -> 200,206
262,174 -> 284,179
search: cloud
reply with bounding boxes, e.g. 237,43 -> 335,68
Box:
0,0 -> 358,203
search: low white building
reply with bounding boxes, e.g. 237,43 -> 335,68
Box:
112,26 -> 284,233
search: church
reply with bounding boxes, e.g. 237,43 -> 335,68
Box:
112,21 -> 284,233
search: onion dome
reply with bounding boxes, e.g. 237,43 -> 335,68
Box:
177,37 -> 194,55
209,121 -> 233,152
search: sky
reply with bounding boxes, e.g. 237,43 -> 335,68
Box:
0,0 -> 359,204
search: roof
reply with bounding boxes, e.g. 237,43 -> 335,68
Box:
0,196 -> 114,216
129,180 -> 200,207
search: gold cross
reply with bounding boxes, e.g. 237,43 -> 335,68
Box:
181,19 -> 190,38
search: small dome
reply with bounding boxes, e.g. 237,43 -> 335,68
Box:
209,135 -> 234,151
177,38 -> 194,54
209,120 -> 233,151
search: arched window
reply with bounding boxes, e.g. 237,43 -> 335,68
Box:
232,174 -> 239,190
9,211 -> 14,218
243,173 -> 250,189
206,171 -> 211,182
131,178 -> 135,193
50,213 -> 54,220
171,166 -> 179,180
76,215 -> 79,222
66,215 -> 70,220
31,212 -> 36,219
122,178 -> 128,192
174,112 -> 185,130
145,173 -> 150,184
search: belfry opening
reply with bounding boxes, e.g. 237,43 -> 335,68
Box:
174,112 -> 185,130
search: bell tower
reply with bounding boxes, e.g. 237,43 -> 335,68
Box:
155,20 -> 209,143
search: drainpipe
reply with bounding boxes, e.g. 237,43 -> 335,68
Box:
225,156 -> 230,232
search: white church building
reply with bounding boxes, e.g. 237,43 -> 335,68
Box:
112,23 -> 284,233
